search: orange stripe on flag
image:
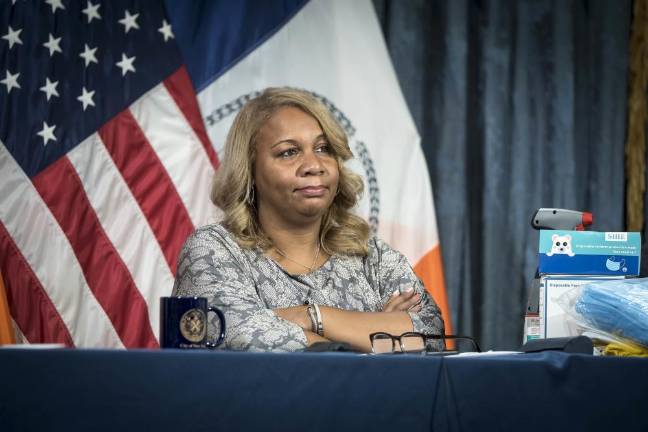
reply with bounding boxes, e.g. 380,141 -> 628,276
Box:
0,271 -> 16,345
413,245 -> 453,335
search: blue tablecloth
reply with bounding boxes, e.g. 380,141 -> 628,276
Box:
1,349 -> 647,431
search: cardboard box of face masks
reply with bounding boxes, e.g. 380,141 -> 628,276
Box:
538,230 -> 641,276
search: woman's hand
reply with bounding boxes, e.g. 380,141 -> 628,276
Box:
382,289 -> 422,313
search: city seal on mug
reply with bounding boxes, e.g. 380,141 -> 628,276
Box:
160,296 -> 226,349
179,308 -> 207,343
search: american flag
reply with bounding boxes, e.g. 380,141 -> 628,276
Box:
0,0 -> 219,347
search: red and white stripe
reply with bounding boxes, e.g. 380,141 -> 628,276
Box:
0,67 -> 218,348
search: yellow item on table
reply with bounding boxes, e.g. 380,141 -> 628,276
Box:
602,340 -> 648,357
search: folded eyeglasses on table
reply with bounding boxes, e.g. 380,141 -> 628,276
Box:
369,332 -> 481,355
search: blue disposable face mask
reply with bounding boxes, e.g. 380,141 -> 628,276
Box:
574,279 -> 648,347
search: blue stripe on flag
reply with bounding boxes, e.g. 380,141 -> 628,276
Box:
164,0 -> 308,91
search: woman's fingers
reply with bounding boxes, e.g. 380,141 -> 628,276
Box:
408,303 -> 422,313
383,290 -> 409,311
383,289 -> 420,312
401,292 -> 421,311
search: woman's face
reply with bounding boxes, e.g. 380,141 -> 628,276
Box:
253,106 -> 339,227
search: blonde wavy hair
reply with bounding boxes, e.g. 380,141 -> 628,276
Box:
211,87 -> 370,256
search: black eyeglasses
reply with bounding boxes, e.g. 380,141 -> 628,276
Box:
369,332 -> 481,354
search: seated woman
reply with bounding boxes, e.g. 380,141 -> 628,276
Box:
173,87 -> 445,352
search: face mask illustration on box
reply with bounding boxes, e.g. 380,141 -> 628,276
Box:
605,257 -> 627,272
546,234 -> 575,257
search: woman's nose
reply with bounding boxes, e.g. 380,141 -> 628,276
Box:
299,150 -> 325,176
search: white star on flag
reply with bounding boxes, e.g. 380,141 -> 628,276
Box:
1,70 -> 20,93
2,26 -> 23,49
79,44 -> 98,67
118,10 -> 140,33
40,78 -> 59,101
36,121 -> 56,146
44,0 -> 65,14
77,87 -> 96,111
82,1 -> 101,23
116,53 -> 136,76
158,20 -> 174,42
43,33 -> 63,57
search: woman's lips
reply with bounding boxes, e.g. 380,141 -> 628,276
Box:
296,186 -> 327,197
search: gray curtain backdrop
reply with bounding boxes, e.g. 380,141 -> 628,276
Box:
373,0 -> 632,350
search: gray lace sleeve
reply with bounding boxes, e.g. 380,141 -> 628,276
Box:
368,238 -> 445,338
172,226 -> 307,352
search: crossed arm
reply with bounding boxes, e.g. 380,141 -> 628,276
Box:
274,289 -> 422,352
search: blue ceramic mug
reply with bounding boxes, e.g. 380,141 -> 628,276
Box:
160,296 -> 226,349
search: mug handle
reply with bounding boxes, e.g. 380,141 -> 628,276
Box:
206,306 -> 226,349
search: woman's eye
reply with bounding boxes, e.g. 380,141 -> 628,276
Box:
278,148 -> 298,158
316,144 -> 332,153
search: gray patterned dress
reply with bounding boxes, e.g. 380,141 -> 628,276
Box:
173,224 -> 445,352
